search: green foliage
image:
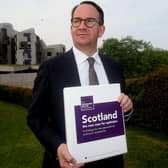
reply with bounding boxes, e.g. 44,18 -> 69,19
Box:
99,36 -> 168,78
126,77 -> 145,125
143,65 -> 168,132
0,85 -> 32,108
126,65 -> 168,133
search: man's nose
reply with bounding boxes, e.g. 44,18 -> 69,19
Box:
79,20 -> 87,28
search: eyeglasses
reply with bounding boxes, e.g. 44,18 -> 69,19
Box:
71,17 -> 100,28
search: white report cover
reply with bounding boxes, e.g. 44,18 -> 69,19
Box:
63,84 -> 127,163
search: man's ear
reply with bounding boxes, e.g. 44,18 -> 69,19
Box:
98,25 -> 105,38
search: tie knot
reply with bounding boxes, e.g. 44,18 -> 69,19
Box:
87,57 -> 95,66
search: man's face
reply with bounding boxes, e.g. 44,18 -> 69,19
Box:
71,4 -> 105,49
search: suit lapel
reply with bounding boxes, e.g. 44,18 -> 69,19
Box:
63,49 -> 81,87
100,56 -> 114,83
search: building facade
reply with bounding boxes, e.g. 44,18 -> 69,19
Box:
46,44 -> 66,58
0,23 -> 16,64
0,23 -> 66,65
15,28 -> 38,65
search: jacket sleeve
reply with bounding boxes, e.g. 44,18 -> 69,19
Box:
115,61 -> 133,122
27,61 -> 64,157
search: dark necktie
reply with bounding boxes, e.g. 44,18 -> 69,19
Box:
87,57 -> 99,85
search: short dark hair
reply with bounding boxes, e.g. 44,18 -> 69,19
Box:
71,1 -> 104,25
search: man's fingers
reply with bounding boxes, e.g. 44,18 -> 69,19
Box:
57,144 -> 76,167
118,93 -> 133,112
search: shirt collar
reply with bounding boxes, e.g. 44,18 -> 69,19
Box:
73,46 -> 101,65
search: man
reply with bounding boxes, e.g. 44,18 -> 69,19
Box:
27,1 -> 133,168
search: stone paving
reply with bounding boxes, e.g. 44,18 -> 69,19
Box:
0,73 -> 37,88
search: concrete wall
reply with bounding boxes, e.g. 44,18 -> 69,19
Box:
16,28 -> 37,65
0,73 -> 37,88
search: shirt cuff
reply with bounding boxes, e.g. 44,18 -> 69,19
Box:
124,108 -> 133,122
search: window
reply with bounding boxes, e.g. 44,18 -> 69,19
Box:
47,52 -> 51,56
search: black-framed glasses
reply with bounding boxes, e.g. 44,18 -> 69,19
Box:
71,17 -> 100,28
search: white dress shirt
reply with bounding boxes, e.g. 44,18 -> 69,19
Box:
73,46 -> 109,86
73,46 -> 133,121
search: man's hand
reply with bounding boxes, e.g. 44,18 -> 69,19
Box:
118,93 -> 133,113
57,144 -> 84,168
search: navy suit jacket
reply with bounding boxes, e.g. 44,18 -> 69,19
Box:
27,49 -> 126,167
